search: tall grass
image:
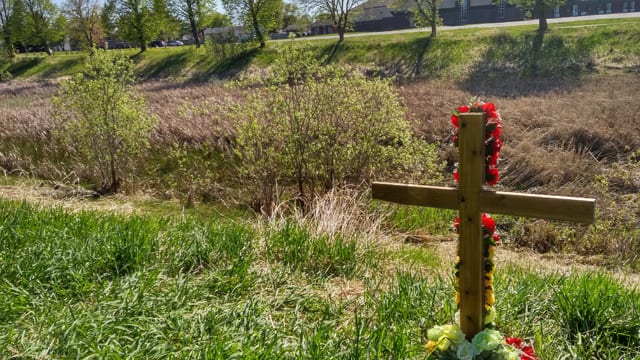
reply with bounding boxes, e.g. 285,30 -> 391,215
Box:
1,198 -> 639,358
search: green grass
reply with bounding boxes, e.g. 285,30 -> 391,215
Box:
1,198 -> 639,358
2,17 -> 640,81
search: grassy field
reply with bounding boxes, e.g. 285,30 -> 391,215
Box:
1,198 -> 639,358
1,17 -> 640,359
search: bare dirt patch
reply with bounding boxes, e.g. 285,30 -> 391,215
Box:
410,235 -> 640,290
0,182 -> 145,215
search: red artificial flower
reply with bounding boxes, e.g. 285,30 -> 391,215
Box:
506,337 -> 538,360
453,216 -> 460,232
521,346 -> 538,360
493,233 -> 500,245
451,105 -> 471,128
481,213 -> 496,233
486,167 -> 499,186
506,337 -> 522,347
482,103 -> 499,121
453,169 -> 459,183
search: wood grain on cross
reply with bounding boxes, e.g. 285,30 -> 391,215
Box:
372,113 -> 595,339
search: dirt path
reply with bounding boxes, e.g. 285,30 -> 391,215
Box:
414,234 -> 640,290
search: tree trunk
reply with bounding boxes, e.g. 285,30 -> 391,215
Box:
3,33 -> 14,57
535,0 -> 548,32
109,155 -> 119,193
251,12 -> 265,48
338,29 -> 344,42
430,6 -> 438,38
189,16 -> 200,48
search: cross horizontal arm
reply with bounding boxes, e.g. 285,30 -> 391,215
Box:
372,182 -> 458,209
371,182 -> 595,224
480,191 -> 595,224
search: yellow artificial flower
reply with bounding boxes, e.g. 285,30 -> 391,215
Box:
425,340 -> 438,352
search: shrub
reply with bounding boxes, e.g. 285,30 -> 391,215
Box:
52,50 -> 156,194
230,43 -> 441,214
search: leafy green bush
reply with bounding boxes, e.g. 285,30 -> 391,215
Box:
230,43 -> 441,214
52,50 -> 156,193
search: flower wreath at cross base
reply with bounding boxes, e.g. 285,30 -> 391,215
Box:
425,100 -> 538,360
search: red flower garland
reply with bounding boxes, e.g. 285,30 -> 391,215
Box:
451,101 -> 503,186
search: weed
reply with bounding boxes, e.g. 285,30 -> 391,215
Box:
554,273 -> 640,349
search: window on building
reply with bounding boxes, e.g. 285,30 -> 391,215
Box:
573,4 -> 579,15
460,0 -> 468,22
498,0 -> 506,17
607,2 -> 612,12
554,5 -> 561,16
631,1 -> 636,11
623,1 -> 629,11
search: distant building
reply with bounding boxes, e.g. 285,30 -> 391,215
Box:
440,0 -> 524,25
308,20 -> 336,35
351,0 -> 638,30
204,26 -> 249,42
354,0 -> 415,31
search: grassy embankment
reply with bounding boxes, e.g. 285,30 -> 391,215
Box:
1,17 -> 639,81
1,18 -> 640,358
1,198 -> 639,358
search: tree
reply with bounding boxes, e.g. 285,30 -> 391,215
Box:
221,0 -> 283,48
151,0 -> 179,41
282,2 -> 310,32
111,0 -> 169,51
304,0 -> 364,42
53,50 -> 156,194
201,10 -> 231,29
63,0 -> 103,49
505,0 -> 565,32
170,0 -> 214,48
399,0 -> 441,38
0,0 -> 20,56
100,0 -> 117,37
22,0 -> 66,53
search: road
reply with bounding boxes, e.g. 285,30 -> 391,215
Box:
294,12 -> 640,41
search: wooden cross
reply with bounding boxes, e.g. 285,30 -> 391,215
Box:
372,113 -> 595,339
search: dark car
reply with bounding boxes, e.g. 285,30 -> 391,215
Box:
149,40 -> 165,48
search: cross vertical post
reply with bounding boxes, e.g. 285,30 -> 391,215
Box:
457,113 -> 485,338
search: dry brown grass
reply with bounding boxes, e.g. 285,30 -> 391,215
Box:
2,73 -> 639,267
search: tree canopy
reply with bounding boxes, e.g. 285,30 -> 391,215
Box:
304,0 -> 364,42
170,0 -> 214,48
63,0 -> 103,49
20,0 -> 67,52
222,0 -> 283,48
107,0 -> 173,51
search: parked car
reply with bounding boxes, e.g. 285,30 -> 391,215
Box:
166,40 -> 184,46
148,40 -> 165,47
